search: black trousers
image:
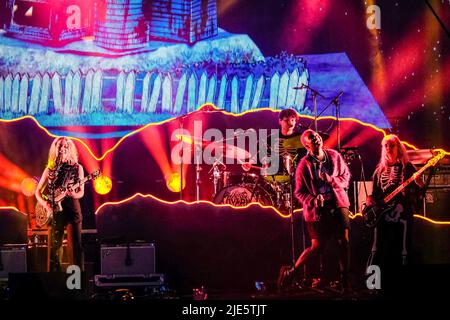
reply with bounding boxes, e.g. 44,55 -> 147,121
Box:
49,198 -> 84,271
367,218 -> 410,268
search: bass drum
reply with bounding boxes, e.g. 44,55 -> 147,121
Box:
213,184 -> 274,207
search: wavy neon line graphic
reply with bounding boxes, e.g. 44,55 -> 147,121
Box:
2,196 -> 450,225
1,104 -> 449,224
0,103 -> 434,161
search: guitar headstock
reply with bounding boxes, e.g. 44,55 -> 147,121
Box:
428,150 -> 446,167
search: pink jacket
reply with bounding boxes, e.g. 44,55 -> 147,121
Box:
294,149 -> 351,222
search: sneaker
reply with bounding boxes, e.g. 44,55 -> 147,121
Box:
328,280 -> 355,296
311,277 -> 326,289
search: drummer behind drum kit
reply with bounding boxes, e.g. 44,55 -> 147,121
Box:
177,132 -> 305,213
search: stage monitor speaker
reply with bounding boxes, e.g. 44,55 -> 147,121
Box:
0,244 -> 27,281
100,243 -> 155,275
423,188 -> 450,220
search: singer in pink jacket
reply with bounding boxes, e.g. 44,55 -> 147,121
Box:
278,129 -> 351,292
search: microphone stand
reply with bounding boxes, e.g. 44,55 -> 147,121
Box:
178,116 -> 185,201
309,91 -> 344,149
48,177 -> 57,271
332,93 -> 343,150
297,84 -> 326,132
282,154 -> 297,267
289,168 -> 296,267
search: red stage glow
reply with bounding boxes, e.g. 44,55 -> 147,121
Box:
0,106 -> 449,223
20,177 -> 38,197
0,153 -> 30,193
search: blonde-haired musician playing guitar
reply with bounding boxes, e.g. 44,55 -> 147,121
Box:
35,137 -> 85,272
366,134 -> 424,268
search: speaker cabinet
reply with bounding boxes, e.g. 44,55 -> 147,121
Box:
423,188 -> 450,221
0,245 -> 27,281
100,243 -> 155,275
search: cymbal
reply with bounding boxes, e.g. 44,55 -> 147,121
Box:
209,142 -> 251,160
175,134 -> 208,145
281,135 -> 304,150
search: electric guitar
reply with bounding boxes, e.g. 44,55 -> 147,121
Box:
362,151 -> 445,228
35,170 -> 100,228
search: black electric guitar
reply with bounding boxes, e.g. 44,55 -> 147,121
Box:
35,170 -> 100,227
362,151 -> 445,228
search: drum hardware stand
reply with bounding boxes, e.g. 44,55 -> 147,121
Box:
195,143 -> 203,203
283,155 -> 298,267
209,159 -> 226,198
332,92 -> 343,150
209,162 -> 221,197
249,174 -> 263,202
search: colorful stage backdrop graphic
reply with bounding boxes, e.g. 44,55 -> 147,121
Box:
0,1 -> 448,222
0,0 -> 389,136
0,1 -> 449,291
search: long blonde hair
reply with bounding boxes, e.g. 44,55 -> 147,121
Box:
374,134 -> 409,177
47,137 -> 79,169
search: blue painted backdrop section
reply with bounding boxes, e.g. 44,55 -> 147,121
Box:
300,53 -> 390,128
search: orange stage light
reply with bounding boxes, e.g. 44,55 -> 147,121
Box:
94,175 -> 112,195
21,177 -> 38,197
166,172 -> 185,193
1,105 -> 449,224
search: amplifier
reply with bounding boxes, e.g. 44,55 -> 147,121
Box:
94,274 -> 164,287
100,243 -> 155,275
0,244 -> 27,281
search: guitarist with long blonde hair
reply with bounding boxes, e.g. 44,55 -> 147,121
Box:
35,137 -> 85,272
366,134 -> 423,268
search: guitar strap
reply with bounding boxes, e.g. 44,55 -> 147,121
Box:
51,163 -> 79,193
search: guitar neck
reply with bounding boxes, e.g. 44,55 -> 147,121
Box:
383,153 -> 443,203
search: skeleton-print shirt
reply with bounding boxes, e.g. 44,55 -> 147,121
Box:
372,162 -> 417,222
379,163 -> 404,194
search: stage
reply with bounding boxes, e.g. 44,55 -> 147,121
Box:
0,0 -> 449,306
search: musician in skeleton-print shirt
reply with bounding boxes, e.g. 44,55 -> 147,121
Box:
35,137 -> 85,272
366,134 -> 423,268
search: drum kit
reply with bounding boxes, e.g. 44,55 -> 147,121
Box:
177,132 -> 303,213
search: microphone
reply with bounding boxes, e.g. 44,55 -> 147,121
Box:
331,91 -> 344,104
292,84 -> 306,90
295,122 -> 308,130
